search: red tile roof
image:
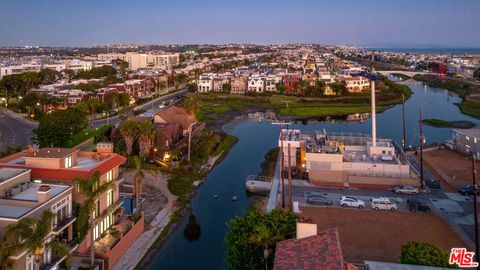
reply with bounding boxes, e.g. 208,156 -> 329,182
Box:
273,228 -> 345,270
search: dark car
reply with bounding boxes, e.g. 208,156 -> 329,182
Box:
306,196 -> 332,206
458,185 -> 479,196
407,199 -> 431,213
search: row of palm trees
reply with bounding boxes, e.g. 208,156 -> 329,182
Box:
120,119 -> 155,157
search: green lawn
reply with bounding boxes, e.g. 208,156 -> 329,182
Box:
280,104 -> 375,117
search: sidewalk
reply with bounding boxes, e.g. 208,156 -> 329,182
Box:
112,170 -> 177,270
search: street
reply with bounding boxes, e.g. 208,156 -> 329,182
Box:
90,89 -> 187,128
0,107 -> 38,150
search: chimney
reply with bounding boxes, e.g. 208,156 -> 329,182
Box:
371,79 -> 376,147
37,185 -> 52,203
296,217 -> 317,239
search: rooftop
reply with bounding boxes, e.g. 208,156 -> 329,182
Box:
25,148 -> 78,159
0,168 -> 29,183
273,228 -> 345,270
454,128 -> 480,139
0,183 -> 70,219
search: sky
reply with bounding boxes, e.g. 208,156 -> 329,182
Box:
1,0 -> 479,47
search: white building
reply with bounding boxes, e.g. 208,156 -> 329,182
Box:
97,52 -> 180,70
197,74 -> 214,93
248,74 -> 265,93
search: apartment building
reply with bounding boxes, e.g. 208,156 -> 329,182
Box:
265,75 -> 278,92
0,168 -> 76,270
97,52 -> 180,70
341,76 -> 371,93
0,144 -> 138,270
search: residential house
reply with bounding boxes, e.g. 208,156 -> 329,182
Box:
0,168 -> 76,270
265,75 -> 277,92
197,75 -> 213,93
0,145 -> 136,270
154,105 -> 196,137
230,76 -> 247,94
341,76 -> 371,93
248,75 -> 265,93
283,75 -> 299,93
212,77 -> 225,92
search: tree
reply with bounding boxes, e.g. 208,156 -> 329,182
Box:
136,120 -> 155,157
222,83 -> 232,93
187,83 -> 197,93
400,241 -> 453,268
75,65 -> 117,80
474,68 -> 480,79
4,210 -> 71,270
75,172 -> 115,266
225,208 -> 297,270
131,156 -> 145,214
118,93 -> 131,107
32,107 -> 88,147
183,95 -> 199,116
104,91 -> 120,109
21,92 -> 39,115
330,82 -> 343,95
119,120 -> 139,156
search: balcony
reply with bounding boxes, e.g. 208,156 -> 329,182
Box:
39,239 -> 79,270
52,215 -> 76,234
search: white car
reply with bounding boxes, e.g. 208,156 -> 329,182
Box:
158,104 -> 166,109
339,196 -> 365,208
371,197 -> 398,211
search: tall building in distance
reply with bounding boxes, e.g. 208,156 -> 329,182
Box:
97,52 -> 180,70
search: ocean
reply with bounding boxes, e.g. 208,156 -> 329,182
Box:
365,48 -> 480,54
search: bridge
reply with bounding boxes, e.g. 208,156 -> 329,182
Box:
376,70 -> 430,78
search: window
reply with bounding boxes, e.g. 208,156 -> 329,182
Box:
107,189 -> 114,207
106,169 -> 114,182
64,155 -> 72,168
76,183 -> 83,194
92,200 -> 100,219
93,224 -> 100,240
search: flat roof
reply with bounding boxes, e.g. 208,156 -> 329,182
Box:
0,168 -> 29,183
13,183 -> 68,201
0,183 -> 70,219
25,148 -> 78,159
454,128 -> 480,139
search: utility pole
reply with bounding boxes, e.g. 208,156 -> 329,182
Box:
472,154 -> 479,266
187,122 -> 196,162
402,94 -> 407,153
280,130 -> 285,209
287,143 -> 292,211
419,106 -> 425,189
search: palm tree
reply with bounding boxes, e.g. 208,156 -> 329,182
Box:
4,210 -> 71,270
75,171 -> 115,266
183,95 -> 199,117
120,120 -> 139,156
131,156 -> 145,214
248,224 -> 285,270
136,120 -> 155,158
0,241 -> 19,270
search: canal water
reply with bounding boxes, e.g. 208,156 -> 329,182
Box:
145,79 -> 480,270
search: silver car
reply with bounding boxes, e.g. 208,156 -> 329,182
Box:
393,185 -> 419,195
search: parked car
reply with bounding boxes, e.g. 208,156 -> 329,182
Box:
339,196 -> 365,209
407,199 -> 431,213
393,185 -> 419,195
370,197 -> 397,211
426,179 -> 441,189
458,185 -> 479,196
158,104 -> 166,109
306,195 -> 332,206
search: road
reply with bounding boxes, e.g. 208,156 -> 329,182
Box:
0,107 -> 38,150
0,89 -> 188,150
90,89 -> 187,128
